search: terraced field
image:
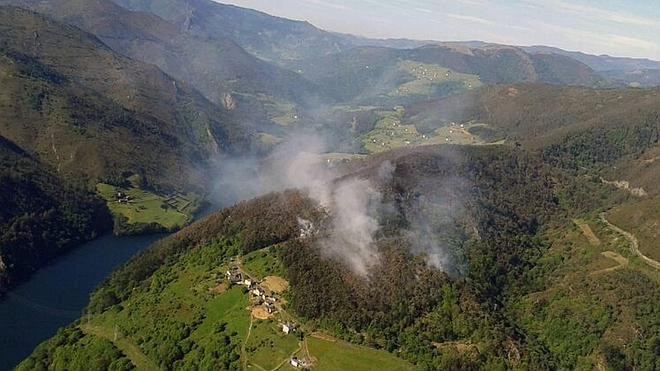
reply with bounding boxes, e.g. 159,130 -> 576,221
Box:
96,183 -> 200,232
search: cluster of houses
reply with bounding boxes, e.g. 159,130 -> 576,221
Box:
225,267 -> 280,314
225,265 -> 313,368
115,191 -> 133,204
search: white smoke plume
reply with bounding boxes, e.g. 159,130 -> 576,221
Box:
210,133 -> 389,276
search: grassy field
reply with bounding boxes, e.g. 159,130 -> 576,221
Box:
607,195 -> 660,261
298,336 -> 415,371
242,246 -> 286,280
361,110 -> 486,153
245,320 -> 300,369
255,94 -> 299,127
192,287 -> 251,341
96,183 -> 199,231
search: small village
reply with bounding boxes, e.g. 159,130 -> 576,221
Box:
224,259 -> 312,369
115,191 -> 133,204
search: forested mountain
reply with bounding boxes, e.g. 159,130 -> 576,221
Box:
0,0 -> 329,116
293,45 -> 604,102
0,136 -> 111,292
18,144 -> 658,369
103,0 -> 660,91
2,2 -> 658,370
406,83 -> 660,195
0,6 -> 251,190
109,0 -> 348,66
406,84 -> 660,147
0,5 -> 254,290
523,45 -> 660,72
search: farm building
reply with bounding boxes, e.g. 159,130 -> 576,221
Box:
226,270 -> 242,284
290,357 -> 300,367
282,322 -> 298,334
265,301 -> 277,314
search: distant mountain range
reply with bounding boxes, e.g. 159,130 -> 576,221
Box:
1,1 -> 659,370
102,0 -> 660,87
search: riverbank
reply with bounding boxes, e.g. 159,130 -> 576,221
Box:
0,233 -> 165,370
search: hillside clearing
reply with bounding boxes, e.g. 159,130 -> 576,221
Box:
574,220 -> 601,246
601,212 -> 660,270
361,110 -> 485,153
96,183 -> 199,232
304,336 -> 414,371
589,251 -> 628,276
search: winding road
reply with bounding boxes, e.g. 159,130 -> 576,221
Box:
600,212 -> 660,270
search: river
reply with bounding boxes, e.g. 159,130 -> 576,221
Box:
0,232 -> 166,370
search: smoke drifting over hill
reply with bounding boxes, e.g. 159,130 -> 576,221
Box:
211,134 -> 384,275
210,133 -> 467,277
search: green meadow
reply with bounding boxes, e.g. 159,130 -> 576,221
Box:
96,183 -> 200,233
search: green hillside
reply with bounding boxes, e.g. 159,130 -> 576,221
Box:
19,144 -> 658,370
96,183 -> 201,235
1,2 -> 659,370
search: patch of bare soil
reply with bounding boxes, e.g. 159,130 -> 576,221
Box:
251,306 -> 272,320
311,332 -> 336,342
590,251 -> 629,276
211,282 -> 228,294
574,220 -> 601,246
261,276 -> 289,293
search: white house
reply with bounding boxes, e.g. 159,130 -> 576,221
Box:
282,323 -> 297,334
290,357 -> 300,367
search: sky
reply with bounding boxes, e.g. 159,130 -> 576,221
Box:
218,0 -> 660,60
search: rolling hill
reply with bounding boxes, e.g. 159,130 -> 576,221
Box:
102,0 -> 621,94
523,45 -> 660,72
405,83 -> 660,197
406,84 -> 659,148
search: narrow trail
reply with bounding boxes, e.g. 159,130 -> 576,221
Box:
600,212 -> 660,270
271,343 -> 302,371
589,251 -> 628,276
80,324 -> 159,371
241,316 -> 254,371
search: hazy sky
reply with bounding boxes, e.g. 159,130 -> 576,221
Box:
218,0 -> 660,60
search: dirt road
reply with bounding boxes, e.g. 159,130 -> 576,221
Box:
600,212 -> 660,270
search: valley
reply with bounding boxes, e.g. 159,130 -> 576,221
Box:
0,0 -> 658,370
